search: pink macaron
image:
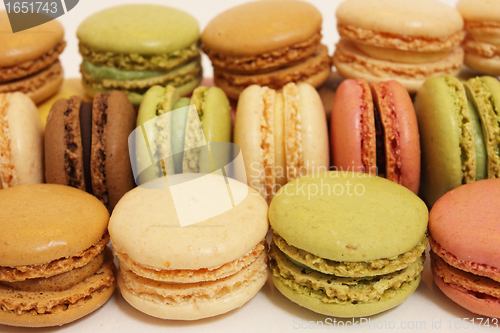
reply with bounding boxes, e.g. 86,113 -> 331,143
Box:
330,79 -> 420,194
429,179 -> 500,318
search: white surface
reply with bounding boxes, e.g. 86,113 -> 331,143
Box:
3,1 -> 496,332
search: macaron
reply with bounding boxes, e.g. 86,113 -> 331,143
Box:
0,92 -> 44,189
45,90 -> 136,210
429,179 -> 500,318
0,184 -> 115,327
331,79 -> 420,194
333,0 -> 465,93
414,75 -> 499,207
77,5 -> 202,105
234,82 -> 329,203
269,171 -> 428,318
457,0 -> 500,76
0,11 -> 65,104
109,173 -> 269,320
201,0 -> 331,99
38,78 -> 91,128
134,84 -> 231,184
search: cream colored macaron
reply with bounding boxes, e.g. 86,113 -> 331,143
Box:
333,0 -> 465,93
0,92 -> 43,189
109,173 -> 269,320
457,0 -> 500,75
234,82 -> 329,203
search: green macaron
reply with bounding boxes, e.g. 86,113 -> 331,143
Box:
77,5 -> 202,105
464,76 -> 500,179
414,75 -> 498,207
268,171 -> 428,318
134,85 -> 231,184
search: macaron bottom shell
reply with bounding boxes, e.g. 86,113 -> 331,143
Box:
117,258 -> 268,320
432,269 -> 500,319
271,274 -> 421,318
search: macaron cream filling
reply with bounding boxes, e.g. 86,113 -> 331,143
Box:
115,241 -> 266,284
273,233 -> 428,278
334,40 -> 464,80
337,24 -> 465,53
215,45 -> 331,89
202,32 -> 322,74
79,42 -> 200,71
0,249 -> 115,316
446,76 -> 476,183
119,250 -> 267,307
431,252 -> 500,302
0,233 -> 110,282
430,237 -> 500,284
270,243 -> 424,305
0,94 -> 16,188
82,58 -> 201,94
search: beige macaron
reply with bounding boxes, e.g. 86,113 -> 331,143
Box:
0,184 -> 115,327
333,0 -> 465,93
109,173 -> 269,320
457,0 -> 500,75
234,82 -> 329,203
0,92 -> 43,189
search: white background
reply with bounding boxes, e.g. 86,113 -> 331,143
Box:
3,1 -> 497,333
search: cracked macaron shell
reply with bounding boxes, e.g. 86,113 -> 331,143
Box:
414,75 -> 476,207
77,5 -> 199,56
269,171 -> 428,263
0,184 -> 109,267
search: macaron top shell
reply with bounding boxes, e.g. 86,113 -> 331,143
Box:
429,179 -> 500,270
457,0 -> 500,22
0,184 -> 109,267
109,174 -> 269,270
77,5 -> 199,55
0,11 -> 64,67
336,0 -> 463,38
270,171 -> 428,262
201,0 -> 322,56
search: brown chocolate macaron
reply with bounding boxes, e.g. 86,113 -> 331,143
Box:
45,90 -> 136,210
201,0 -> 331,99
0,184 -> 115,327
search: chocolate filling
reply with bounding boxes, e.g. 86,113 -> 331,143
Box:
64,97 -> 84,190
91,95 -> 108,207
80,102 -> 93,195
373,103 -> 386,178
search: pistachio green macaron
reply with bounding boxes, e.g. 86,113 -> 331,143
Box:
414,75 -> 499,207
134,85 -> 231,184
77,5 -> 202,105
269,171 -> 428,318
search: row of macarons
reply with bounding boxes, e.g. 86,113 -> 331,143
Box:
1,169 -> 499,327
1,72 -> 499,210
1,0 -> 500,109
